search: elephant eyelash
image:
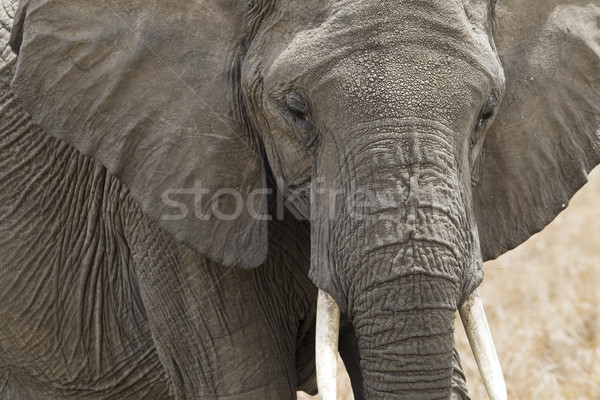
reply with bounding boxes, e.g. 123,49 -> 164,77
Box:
274,90 -> 319,150
285,90 -> 309,120
474,94 -> 498,132
480,107 -> 495,123
474,115 -> 490,133
470,99 -> 495,185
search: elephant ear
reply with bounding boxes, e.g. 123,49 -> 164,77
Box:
9,0 -> 267,268
474,1 -> 600,261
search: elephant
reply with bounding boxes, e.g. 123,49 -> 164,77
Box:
1,0 -> 599,399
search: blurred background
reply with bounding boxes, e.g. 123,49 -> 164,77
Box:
299,166 -> 600,400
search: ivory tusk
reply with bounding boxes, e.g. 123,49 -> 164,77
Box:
316,289 -> 341,400
459,290 -> 507,400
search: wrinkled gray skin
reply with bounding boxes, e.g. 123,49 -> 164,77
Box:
1,4 -> 317,400
1,0 -> 600,399
0,59 -> 317,400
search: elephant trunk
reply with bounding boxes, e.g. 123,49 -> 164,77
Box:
316,288 -> 507,400
310,126 -> 489,398
350,247 -> 461,400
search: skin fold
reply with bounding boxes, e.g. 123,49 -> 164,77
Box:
1,0 -> 600,399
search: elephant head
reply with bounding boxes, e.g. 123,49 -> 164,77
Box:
8,0 -> 600,398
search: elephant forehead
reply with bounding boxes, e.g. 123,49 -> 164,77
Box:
317,49 -> 493,127
271,0 -> 501,126
278,0 -> 496,70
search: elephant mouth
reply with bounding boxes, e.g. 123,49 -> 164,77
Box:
315,289 -> 507,400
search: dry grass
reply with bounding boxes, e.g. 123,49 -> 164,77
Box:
299,166 -> 600,400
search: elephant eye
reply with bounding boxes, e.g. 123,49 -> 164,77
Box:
471,94 -> 498,153
285,91 -> 309,120
476,109 -> 494,131
475,94 -> 497,132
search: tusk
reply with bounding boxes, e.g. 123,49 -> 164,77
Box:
459,290 -> 507,400
316,289 -> 341,400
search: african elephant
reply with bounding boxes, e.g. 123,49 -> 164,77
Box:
1,0 -> 599,399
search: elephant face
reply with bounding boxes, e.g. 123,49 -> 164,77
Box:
245,0 -> 502,290
9,0 -> 600,398
242,1 -> 502,396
